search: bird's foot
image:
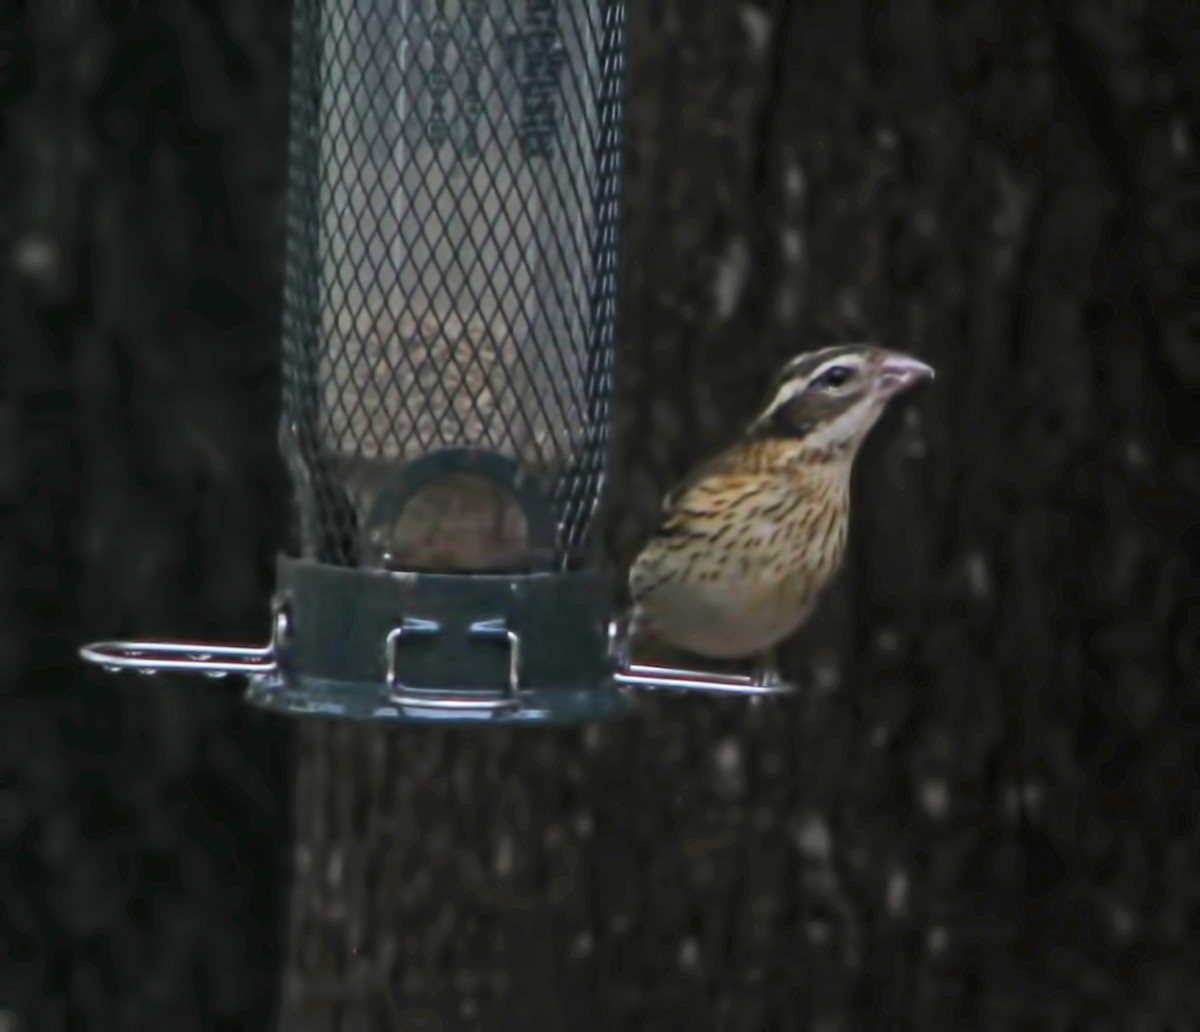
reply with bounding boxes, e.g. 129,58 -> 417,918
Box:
750,651 -> 783,689
611,608 -> 640,670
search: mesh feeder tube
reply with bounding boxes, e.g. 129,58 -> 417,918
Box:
280,0 -> 624,574
256,0 -> 630,721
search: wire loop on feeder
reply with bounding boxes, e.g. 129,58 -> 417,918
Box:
385,617 -> 523,712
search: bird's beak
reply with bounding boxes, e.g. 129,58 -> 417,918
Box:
874,353 -> 935,397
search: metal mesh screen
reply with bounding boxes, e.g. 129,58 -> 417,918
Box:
279,0 -> 625,571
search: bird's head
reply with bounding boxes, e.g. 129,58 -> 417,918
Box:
748,343 -> 935,458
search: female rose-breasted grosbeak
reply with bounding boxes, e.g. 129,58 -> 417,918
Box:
628,343 -> 934,663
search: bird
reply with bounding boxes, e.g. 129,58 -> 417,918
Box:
626,343 -> 934,674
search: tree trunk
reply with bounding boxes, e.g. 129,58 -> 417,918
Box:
279,2 -> 1200,1030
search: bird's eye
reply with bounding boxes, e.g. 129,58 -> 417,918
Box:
811,365 -> 854,390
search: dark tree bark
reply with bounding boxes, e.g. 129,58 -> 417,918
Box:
280,2 -> 1200,1030
4,1 -> 1199,1030
2,5 -> 293,1030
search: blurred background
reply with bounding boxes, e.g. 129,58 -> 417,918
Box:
3,1 -> 1199,1029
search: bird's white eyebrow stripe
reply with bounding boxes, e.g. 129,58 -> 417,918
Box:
779,345 -> 867,381
765,353 -> 866,415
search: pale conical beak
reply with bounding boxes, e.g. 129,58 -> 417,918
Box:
874,353 -> 935,397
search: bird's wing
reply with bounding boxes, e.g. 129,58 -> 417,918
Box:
654,453 -> 737,537
655,442 -> 821,538
659,447 -> 744,513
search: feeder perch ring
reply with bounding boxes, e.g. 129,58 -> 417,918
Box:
78,625 -> 796,711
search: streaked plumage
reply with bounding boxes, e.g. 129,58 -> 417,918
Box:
629,343 -> 934,661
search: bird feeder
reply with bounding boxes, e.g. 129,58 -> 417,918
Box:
80,0 -> 790,724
